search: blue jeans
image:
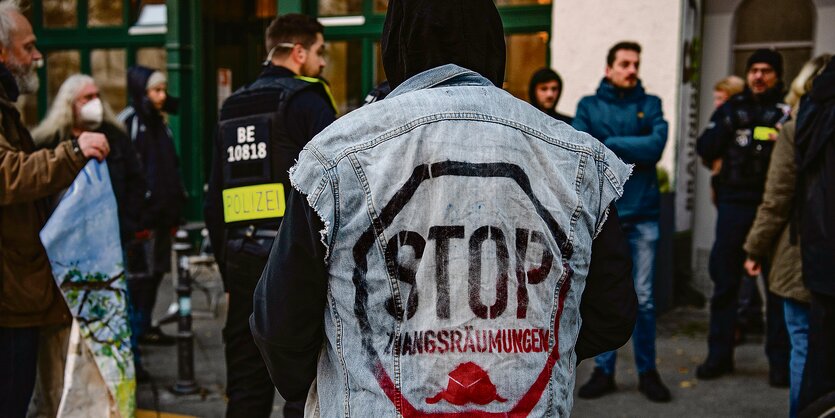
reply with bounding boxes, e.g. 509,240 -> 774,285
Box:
784,299 -> 810,418
595,220 -> 658,375
0,326 -> 39,418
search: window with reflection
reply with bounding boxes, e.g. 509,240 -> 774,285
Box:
46,51 -> 81,107
92,49 -> 127,111
88,0 -> 123,27
504,32 -> 548,101
321,40 -> 364,115
137,48 -> 167,71
495,0 -> 552,5
319,0 -> 363,16
43,0 -> 78,28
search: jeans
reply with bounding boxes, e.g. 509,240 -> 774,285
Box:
798,292 -> 835,412
0,326 -> 39,418
595,219 -> 658,375
707,203 -> 790,370
784,299 -> 810,418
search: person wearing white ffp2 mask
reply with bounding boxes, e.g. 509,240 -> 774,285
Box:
28,74 -> 148,416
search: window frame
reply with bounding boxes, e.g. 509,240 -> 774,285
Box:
280,0 -> 552,110
33,0 -> 166,118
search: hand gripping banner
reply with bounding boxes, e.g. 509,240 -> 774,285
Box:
40,160 -> 136,418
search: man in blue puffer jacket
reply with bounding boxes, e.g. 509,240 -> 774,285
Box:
573,41 -> 671,403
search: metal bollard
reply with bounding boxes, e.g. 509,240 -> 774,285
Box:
171,229 -> 200,395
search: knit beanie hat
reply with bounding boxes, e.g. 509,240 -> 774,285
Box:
747,48 -> 783,79
146,71 -> 167,90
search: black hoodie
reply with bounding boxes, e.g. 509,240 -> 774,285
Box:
122,66 -> 186,229
381,0 -> 506,89
528,67 -> 573,124
251,0 -> 636,402
795,60 -> 835,293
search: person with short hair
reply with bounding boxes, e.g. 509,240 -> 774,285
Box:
573,40 -> 672,403
0,2 -> 110,416
714,75 -> 745,109
528,67 -> 572,124
204,12 -> 335,418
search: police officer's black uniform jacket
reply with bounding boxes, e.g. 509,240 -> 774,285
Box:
697,84 -> 790,205
204,65 -> 336,290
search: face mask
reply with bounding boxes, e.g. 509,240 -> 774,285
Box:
79,97 -> 103,129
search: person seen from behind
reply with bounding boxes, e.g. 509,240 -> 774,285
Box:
250,1 -> 638,416
794,56 -> 835,418
742,53 -> 831,418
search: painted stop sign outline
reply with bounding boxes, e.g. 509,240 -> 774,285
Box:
351,161 -> 576,417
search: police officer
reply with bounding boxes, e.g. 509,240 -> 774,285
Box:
696,48 -> 790,385
203,14 -> 336,418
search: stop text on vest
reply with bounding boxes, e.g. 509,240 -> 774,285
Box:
385,225 -> 554,322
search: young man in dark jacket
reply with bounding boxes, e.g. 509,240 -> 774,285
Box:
696,49 -> 791,386
529,67 -> 572,124
251,1 -> 638,415
203,13 -> 335,418
118,65 -> 186,346
573,41 -> 671,402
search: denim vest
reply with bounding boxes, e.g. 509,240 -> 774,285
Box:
290,65 -> 631,417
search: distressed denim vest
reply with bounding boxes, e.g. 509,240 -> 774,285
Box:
290,65 -> 631,417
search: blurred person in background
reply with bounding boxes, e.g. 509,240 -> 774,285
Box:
118,66 -> 185,348
529,67 -> 572,124
742,54 -> 831,418
696,48 -> 791,386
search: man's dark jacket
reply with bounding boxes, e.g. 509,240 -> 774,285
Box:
121,66 -> 186,230
697,84 -> 788,205
795,61 -> 835,295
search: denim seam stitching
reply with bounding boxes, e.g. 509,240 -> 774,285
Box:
324,112 -> 596,166
327,282 -> 351,417
347,153 -> 405,413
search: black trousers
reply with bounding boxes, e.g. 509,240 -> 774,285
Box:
0,326 -> 39,418
798,292 -> 835,412
224,248 -> 304,418
707,203 -> 790,370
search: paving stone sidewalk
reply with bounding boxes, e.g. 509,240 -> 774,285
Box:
138,273 -> 787,418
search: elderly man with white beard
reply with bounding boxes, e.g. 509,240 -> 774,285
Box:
0,1 -> 111,416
